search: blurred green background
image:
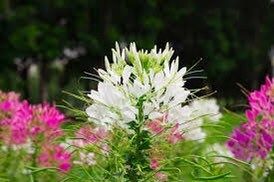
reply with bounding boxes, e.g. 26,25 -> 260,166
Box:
0,0 -> 273,106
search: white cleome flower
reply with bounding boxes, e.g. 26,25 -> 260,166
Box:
181,98 -> 223,142
189,98 -> 222,123
73,152 -> 96,166
86,42 -> 191,130
166,105 -> 206,142
164,98 -> 222,143
85,42 -> 221,141
86,82 -> 137,127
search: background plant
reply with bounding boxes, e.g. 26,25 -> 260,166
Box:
226,76 -> 274,181
0,91 -> 70,181
0,0 -> 273,104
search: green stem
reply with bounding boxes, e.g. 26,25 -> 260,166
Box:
3,148 -> 12,177
125,97 -> 150,181
30,144 -> 37,182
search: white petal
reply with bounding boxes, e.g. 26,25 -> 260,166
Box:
149,111 -> 163,120
122,65 -> 132,84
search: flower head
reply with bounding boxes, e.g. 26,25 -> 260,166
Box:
227,121 -> 273,161
0,91 -> 70,171
155,172 -> 168,182
86,43 -> 190,130
33,103 -> 65,129
167,123 -> 184,144
227,76 -> 274,162
85,43 -> 224,146
75,125 -> 108,146
150,158 -> 160,170
146,113 -> 167,135
38,145 -> 71,172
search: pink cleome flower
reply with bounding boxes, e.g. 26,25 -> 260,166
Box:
166,123 -> 183,144
38,145 -> 71,172
75,125 -> 108,146
30,104 -> 65,140
226,76 -> 274,162
149,156 -> 168,181
0,91 -> 71,172
147,114 -> 168,135
33,103 -> 65,129
150,158 -> 160,170
146,113 -> 184,144
0,97 -> 32,145
155,172 -> 168,182
72,125 -> 109,166
9,101 -> 33,144
227,121 -> 272,161
0,92 -> 22,125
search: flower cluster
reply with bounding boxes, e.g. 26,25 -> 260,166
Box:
86,43 -> 222,141
146,98 -> 222,143
38,145 -> 71,172
70,125 -> 109,166
0,91 -> 71,172
226,76 -> 274,162
183,98 -> 222,142
86,43 -> 190,130
82,43 -> 226,181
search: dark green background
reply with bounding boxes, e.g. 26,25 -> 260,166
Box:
0,0 -> 273,104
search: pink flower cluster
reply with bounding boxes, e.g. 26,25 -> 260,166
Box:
146,113 -> 183,144
0,91 -> 71,172
75,125 -> 108,146
149,157 -> 168,181
71,124 -> 109,166
38,145 -> 71,172
146,113 -> 183,181
226,76 -> 274,161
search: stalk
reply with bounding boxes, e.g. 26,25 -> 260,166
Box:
125,96 -> 151,181
30,143 -> 37,182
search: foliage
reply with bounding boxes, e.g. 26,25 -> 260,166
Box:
0,1 -> 273,102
